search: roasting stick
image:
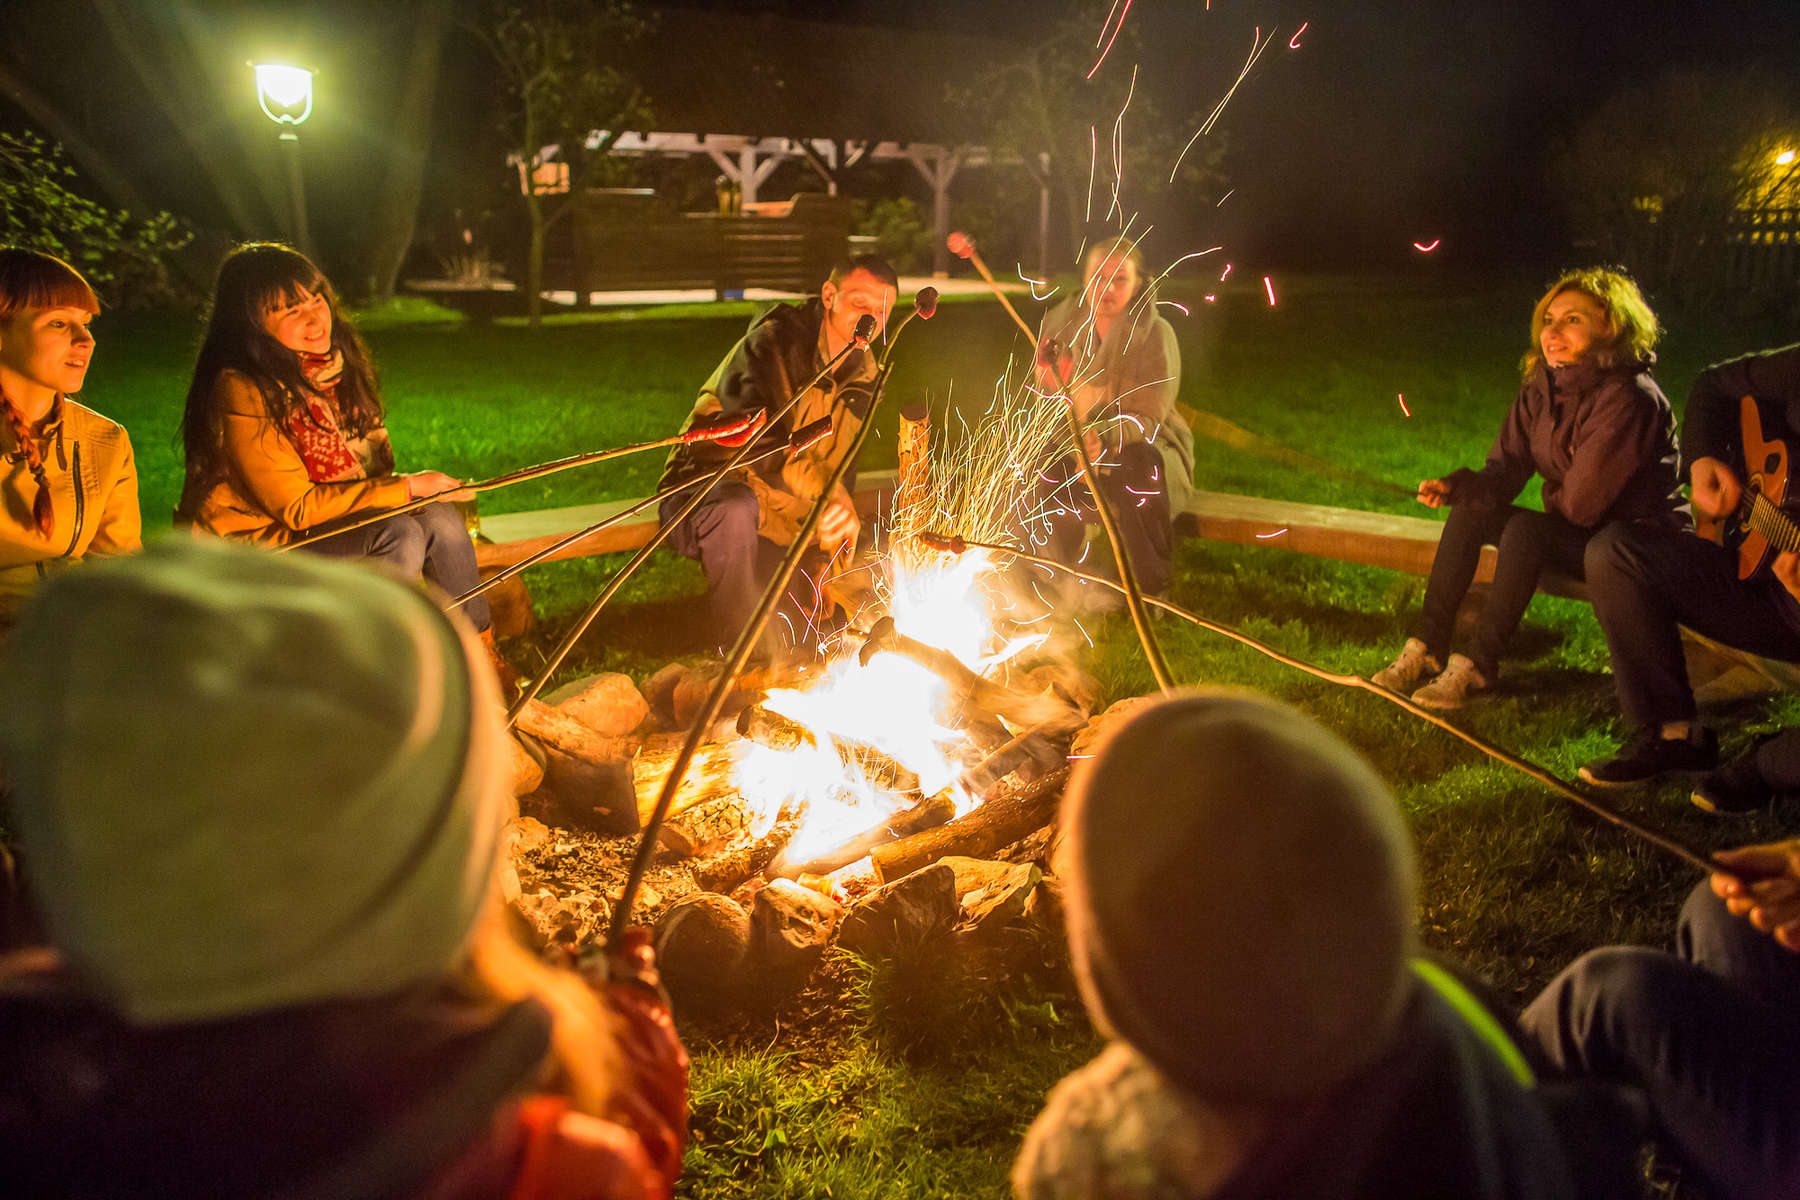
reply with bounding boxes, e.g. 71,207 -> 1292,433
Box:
448,437 -> 807,610
505,325 -> 879,728
280,414 -> 764,552
920,531 -> 1718,875
609,294 -> 939,941
947,231 -> 1174,693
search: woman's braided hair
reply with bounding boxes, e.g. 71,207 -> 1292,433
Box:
0,248 -> 100,537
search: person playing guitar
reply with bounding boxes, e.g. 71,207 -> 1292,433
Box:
1581,342 -> 1800,802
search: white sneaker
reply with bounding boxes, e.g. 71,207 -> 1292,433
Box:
1372,638 -> 1441,693
1410,654 -> 1492,710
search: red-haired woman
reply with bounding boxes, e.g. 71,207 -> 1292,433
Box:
174,243 -> 498,649
1372,268 -> 1686,708
0,248 -> 140,632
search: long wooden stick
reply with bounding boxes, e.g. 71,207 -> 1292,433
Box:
919,530 -> 1718,875
281,413 -> 762,552
448,439 -> 798,610
610,356 -> 903,938
948,231 -> 1173,692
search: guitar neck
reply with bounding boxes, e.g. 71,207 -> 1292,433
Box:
1745,491 -> 1800,556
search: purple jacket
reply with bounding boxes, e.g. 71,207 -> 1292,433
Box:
1446,361 -> 1687,530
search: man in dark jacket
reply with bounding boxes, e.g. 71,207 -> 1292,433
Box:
658,256 -> 897,646
1581,343 -> 1800,787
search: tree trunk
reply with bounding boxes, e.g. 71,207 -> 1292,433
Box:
358,0 -> 456,302
526,191 -> 545,327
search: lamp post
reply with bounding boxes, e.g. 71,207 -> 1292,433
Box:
252,62 -> 316,258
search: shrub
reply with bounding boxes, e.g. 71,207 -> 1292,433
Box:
0,131 -> 194,309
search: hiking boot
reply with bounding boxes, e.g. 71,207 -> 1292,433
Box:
1692,750 -> 1776,815
1410,654 -> 1491,710
1372,638 -> 1441,693
1579,727 -> 1720,788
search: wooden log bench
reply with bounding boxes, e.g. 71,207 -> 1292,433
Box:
474,475 -> 1800,699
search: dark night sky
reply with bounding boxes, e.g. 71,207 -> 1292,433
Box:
8,1 -> 1800,273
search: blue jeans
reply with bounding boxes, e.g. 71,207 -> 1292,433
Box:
1036,441 -> 1174,595
303,501 -> 490,632
1521,881 -> 1800,1199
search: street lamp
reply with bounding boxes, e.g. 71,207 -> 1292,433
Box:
251,62 -> 316,257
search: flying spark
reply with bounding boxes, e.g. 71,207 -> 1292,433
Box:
1397,392 -> 1412,417
1170,26 -> 1277,181
1087,0 -> 1136,79
1263,276 -> 1278,306
1413,239 -> 1441,252
1289,22 -> 1309,48
1256,528 -> 1290,539
1220,263 -> 1233,281
1216,189 -> 1235,207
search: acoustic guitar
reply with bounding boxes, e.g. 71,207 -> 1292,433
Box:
1722,394 -> 1800,580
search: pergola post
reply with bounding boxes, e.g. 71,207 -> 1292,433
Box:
907,146 -> 962,278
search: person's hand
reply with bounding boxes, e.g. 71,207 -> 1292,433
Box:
404,470 -> 474,503
1772,552 -> 1800,604
1416,478 -> 1453,509
1690,456 -> 1743,522
1712,838 -> 1800,952
820,491 -> 860,551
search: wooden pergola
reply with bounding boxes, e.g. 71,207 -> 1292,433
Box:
583,131 -> 1049,278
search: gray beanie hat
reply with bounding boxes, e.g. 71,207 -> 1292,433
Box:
1061,689 -> 1416,1102
0,539 -> 509,1026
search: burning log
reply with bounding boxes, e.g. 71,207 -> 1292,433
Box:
870,768 -> 1069,884
692,800 -> 806,894
658,791 -> 765,859
959,725 -> 1065,796
769,789 -> 957,879
736,703 -> 923,794
895,400 -> 931,514
858,616 -> 1084,736
632,740 -> 742,827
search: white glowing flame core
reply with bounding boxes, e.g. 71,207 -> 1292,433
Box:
732,550 -> 1035,865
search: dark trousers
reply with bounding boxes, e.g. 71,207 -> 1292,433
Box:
304,501 -> 490,632
1036,441 -> 1174,595
1521,882 -> 1800,1200
659,480 -> 832,653
1584,522 -> 1800,728
1415,503 -> 1593,677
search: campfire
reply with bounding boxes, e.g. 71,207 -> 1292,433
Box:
504,376 -> 1120,1009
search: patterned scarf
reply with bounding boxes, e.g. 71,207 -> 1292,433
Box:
284,348 -> 393,483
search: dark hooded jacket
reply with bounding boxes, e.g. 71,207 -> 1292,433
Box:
1445,360 -> 1687,529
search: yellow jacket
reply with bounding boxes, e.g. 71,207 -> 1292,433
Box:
178,371 -> 411,546
0,397 -> 142,626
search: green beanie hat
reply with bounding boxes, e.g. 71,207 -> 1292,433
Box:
1061,689 -> 1417,1102
0,539 -> 509,1026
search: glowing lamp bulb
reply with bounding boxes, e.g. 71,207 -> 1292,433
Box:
253,63 -> 315,127
1778,149 -> 1797,166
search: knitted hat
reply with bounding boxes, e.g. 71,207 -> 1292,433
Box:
1060,689 -> 1416,1102
0,539 -> 508,1026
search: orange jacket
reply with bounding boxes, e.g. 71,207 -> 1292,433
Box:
179,371 -> 410,545
0,396 -> 140,626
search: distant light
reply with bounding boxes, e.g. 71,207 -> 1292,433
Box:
1778,149 -> 1797,166
253,63 -> 315,127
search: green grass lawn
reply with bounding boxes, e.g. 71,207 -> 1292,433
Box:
80,275 -> 1797,1198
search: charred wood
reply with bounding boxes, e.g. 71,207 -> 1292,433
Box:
870,768 -> 1069,884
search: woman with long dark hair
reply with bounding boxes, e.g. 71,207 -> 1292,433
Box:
175,243 -> 496,644
0,247 -> 139,632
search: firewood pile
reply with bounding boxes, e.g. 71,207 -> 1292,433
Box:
500,649 -> 1135,1015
